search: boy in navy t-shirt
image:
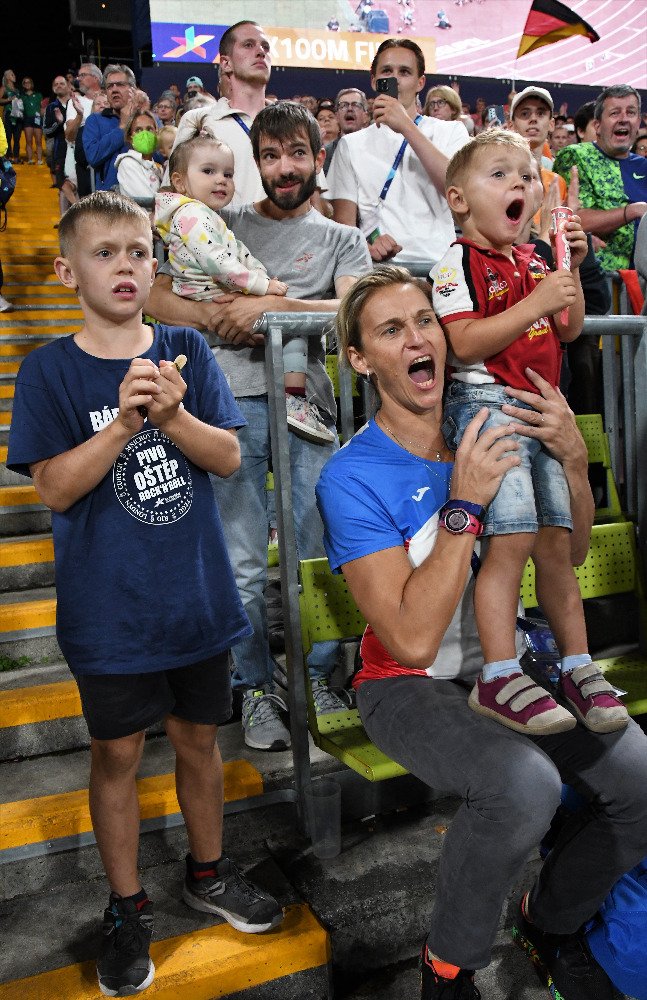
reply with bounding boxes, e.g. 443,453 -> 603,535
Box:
7,192 -> 283,997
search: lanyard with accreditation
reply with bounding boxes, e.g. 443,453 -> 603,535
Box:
378,113 -> 424,200
368,113 -> 423,245
232,113 -> 251,136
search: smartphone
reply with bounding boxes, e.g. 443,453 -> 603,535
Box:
485,104 -> 506,127
376,77 -> 398,99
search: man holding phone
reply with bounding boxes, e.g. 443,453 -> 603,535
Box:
326,38 -> 469,264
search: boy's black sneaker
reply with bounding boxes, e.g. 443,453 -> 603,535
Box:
511,897 -> 615,1000
182,855 -> 284,933
420,946 -> 481,999
97,893 -> 154,997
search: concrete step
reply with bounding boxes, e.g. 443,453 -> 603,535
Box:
0,754 -> 264,857
0,463 -> 31,486
0,658 -> 83,756
0,864 -> 331,1000
0,787 -> 549,998
3,284 -> 68,297
4,293 -> 75,304
0,585 -> 60,661
0,672 -> 97,759
0,342 -> 50,366
0,533 -> 55,591
0,483 -> 51,534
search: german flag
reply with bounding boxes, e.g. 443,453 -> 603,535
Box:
517,0 -> 600,58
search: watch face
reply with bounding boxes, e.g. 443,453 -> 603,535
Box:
446,509 -> 469,533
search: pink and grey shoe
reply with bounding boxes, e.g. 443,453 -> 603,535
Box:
468,672 -> 576,735
560,663 -> 629,733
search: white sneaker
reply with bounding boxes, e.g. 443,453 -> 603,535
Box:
285,394 -> 336,444
0,295 -> 12,313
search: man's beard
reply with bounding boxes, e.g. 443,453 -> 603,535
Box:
262,168 -> 317,210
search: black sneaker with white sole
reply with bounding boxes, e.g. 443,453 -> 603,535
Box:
182,855 -> 284,933
97,893 -> 154,997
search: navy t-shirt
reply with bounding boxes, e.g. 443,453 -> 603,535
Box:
7,325 -> 252,675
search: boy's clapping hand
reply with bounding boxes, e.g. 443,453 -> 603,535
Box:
146,359 -> 187,429
118,359 -> 161,432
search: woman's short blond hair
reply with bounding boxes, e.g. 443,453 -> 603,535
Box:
424,85 -> 462,120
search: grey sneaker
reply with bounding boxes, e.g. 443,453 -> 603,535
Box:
285,394 -> 336,444
311,678 -> 353,715
183,855 -> 283,933
241,687 -> 291,750
0,295 -> 12,313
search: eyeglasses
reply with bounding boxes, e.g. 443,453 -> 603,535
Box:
77,71 -> 94,77
106,80 -> 129,89
427,99 -> 448,110
337,101 -> 364,111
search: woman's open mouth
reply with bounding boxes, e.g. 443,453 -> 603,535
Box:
408,355 -> 436,387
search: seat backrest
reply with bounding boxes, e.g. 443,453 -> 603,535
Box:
521,521 -> 640,610
325,354 -> 359,399
300,557 -> 366,653
575,413 -> 612,468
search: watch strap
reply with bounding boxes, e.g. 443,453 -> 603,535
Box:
439,499 -> 486,521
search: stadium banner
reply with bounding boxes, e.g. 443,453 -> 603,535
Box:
151,22 -> 435,72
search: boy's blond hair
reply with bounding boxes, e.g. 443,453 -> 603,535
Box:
157,124 -> 178,150
445,129 -> 532,192
58,191 -> 151,258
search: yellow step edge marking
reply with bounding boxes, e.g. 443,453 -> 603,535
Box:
0,309 -> 82,318
0,445 -> 7,463
0,484 -> 41,506
1,536 -> 54,565
0,343 -> 47,357
0,411 -> 10,424
0,903 -> 330,1000
0,598 -> 56,634
0,760 -> 264,850
0,385 -> 15,398
0,363 -> 20,374
0,679 -> 79,727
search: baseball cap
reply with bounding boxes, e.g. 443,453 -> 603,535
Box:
186,76 -> 203,89
510,86 -> 554,118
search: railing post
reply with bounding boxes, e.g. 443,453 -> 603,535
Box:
265,319 -> 313,826
263,313 -> 337,827
634,327 -> 647,576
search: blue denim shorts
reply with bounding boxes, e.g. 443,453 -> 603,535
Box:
442,381 -> 572,536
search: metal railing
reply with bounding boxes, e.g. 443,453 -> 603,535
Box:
259,309 -> 647,818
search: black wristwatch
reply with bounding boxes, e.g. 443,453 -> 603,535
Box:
439,500 -> 486,537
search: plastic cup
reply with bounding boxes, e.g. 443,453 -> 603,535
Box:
304,778 -> 342,859
552,205 -> 574,325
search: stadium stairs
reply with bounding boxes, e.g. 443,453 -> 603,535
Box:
0,165 -> 335,1000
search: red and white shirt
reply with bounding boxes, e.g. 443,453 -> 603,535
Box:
430,239 -> 563,392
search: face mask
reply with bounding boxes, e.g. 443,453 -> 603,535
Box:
132,130 -> 157,155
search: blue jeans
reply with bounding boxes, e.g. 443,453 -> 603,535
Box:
212,396 -> 338,691
443,381 -> 571,536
